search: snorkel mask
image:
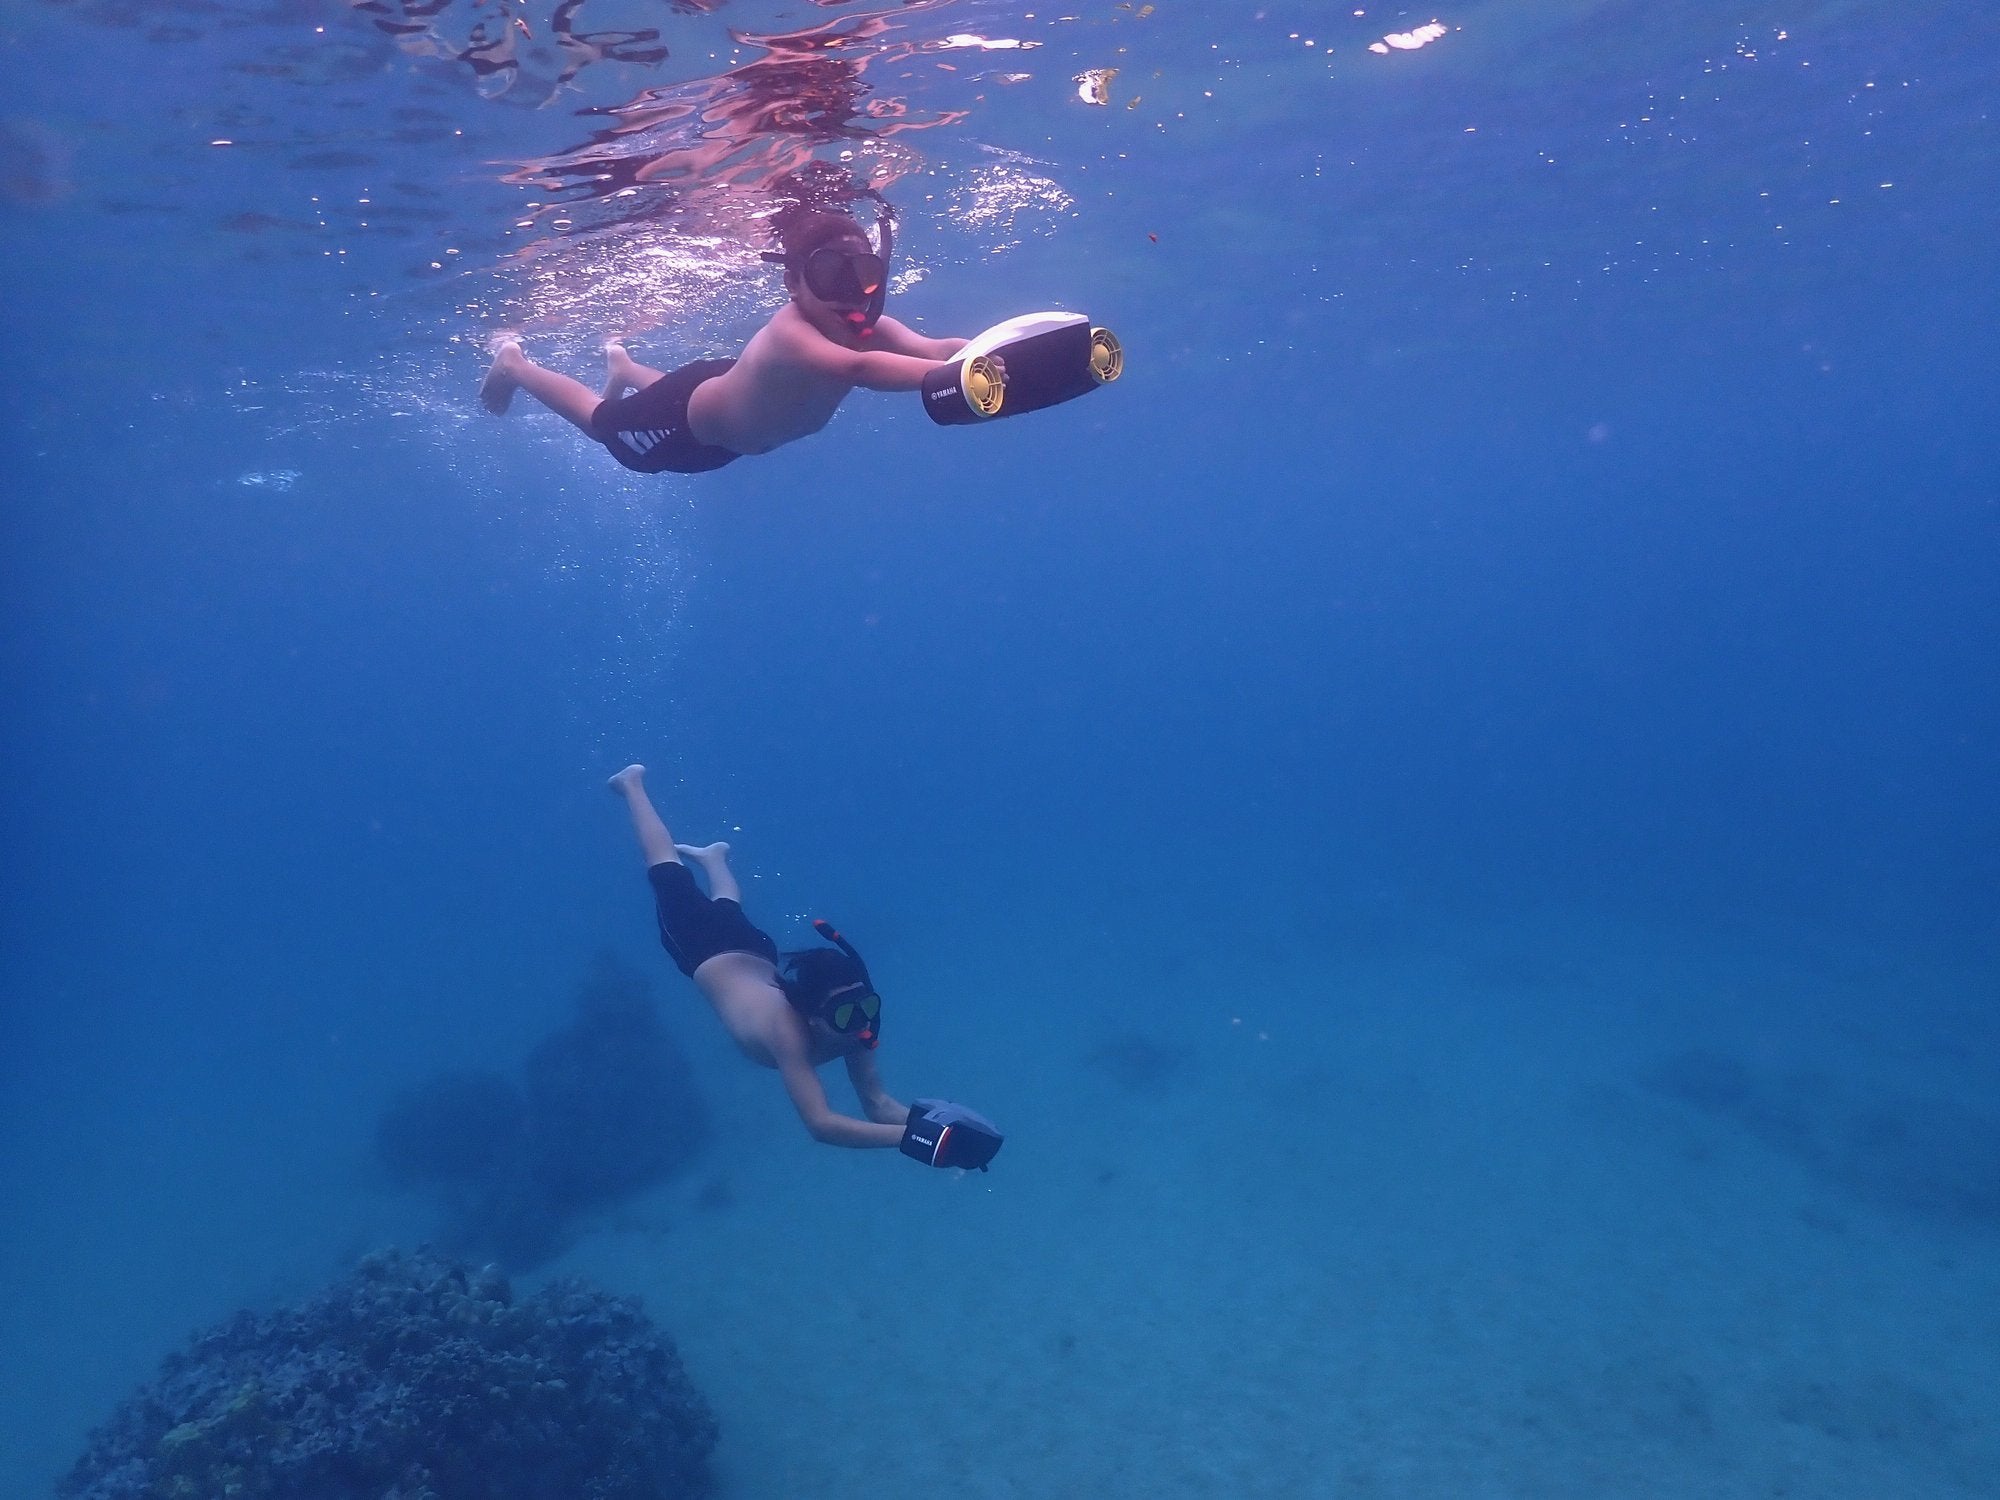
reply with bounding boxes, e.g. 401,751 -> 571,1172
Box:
762,206 -> 894,340
780,918 -> 882,1047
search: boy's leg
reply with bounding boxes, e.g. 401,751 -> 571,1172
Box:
603,342 -> 670,401
607,764 -> 679,868
481,340 -> 603,432
676,842 -> 740,903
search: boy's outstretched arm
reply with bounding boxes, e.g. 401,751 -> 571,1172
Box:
774,1034 -> 906,1148
775,315 -> 949,392
869,316 -> 969,361
843,1049 -> 910,1127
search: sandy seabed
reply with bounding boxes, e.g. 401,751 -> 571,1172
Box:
7,912 -> 1996,1499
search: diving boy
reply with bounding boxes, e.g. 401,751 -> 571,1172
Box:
606,764 -> 1002,1169
480,206 -> 984,474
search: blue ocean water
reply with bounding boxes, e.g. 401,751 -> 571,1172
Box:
3,1 -> 1996,1495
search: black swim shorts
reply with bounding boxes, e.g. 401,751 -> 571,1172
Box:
590,358 -> 742,475
648,860 -> 778,978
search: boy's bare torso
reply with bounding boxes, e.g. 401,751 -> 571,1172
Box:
692,950 -> 848,1068
688,303 -> 858,456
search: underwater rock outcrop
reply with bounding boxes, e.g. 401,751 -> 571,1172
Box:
58,1246 -> 717,1500
1082,1031 -> 1191,1094
1645,1047 -> 2000,1227
375,955 -> 708,1270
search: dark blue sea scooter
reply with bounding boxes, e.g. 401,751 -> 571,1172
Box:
920,311 -> 1124,426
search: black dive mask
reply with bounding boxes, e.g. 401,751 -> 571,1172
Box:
803,246 -> 886,307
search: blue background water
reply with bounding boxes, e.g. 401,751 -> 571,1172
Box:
3,1 -> 1997,1495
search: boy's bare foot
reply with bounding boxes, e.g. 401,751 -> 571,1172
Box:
604,341 -> 642,379
480,339 -> 524,415
607,764 -> 646,794
603,341 -> 644,400
675,841 -> 731,863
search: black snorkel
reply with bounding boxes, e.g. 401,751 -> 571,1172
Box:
856,204 -> 892,340
810,916 -> 860,964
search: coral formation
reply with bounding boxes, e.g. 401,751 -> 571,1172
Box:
59,1246 -> 717,1500
375,956 -> 708,1269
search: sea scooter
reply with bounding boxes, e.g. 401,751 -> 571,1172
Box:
920,310 -> 1124,426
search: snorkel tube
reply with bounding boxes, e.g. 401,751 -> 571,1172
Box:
811,917 -> 871,983
855,205 -> 892,339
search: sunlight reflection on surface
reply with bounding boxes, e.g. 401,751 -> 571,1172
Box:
1370,22 -> 1450,56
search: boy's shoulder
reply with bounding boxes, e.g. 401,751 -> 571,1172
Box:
748,301 -> 862,372
759,300 -> 810,336
765,300 -> 844,345
744,301 -> 810,355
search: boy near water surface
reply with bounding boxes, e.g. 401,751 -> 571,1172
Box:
480,207 -> 987,474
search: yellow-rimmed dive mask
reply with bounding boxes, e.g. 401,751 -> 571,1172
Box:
779,918 -> 881,1048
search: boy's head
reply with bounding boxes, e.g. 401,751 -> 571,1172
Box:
764,205 -> 893,336
777,920 -> 881,1049
773,209 -> 872,273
